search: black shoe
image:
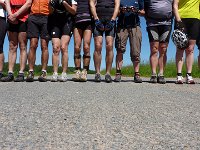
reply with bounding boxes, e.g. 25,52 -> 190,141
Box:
134,73 -> 142,83
114,73 -> 121,82
94,73 -> 101,82
1,72 -> 14,82
157,75 -> 166,84
105,74 -> 112,83
26,71 -> 34,82
14,73 -> 24,82
0,73 -> 3,79
38,71 -> 47,82
150,75 -> 157,83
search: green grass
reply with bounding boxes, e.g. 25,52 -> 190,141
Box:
101,60 -> 200,78
2,61 -> 200,78
2,63 -> 96,76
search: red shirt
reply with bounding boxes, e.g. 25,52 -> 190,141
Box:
10,0 -> 29,22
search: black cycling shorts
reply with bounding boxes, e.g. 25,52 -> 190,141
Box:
0,17 -> 7,53
48,13 -> 73,38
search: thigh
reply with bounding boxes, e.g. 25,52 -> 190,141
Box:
182,18 -> 199,40
0,18 -> 7,51
18,21 -> 27,33
158,25 -> 172,43
83,29 -> 92,46
61,35 -> 71,51
129,26 -> 142,55
147,26 -> 159,42
40,16 -> 50,40
8,32 -> 18,49
74,28 -> 83,49
115,28 -> 129,53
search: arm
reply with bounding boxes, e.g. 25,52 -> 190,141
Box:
111,0 -> 120,20
62,0 -> 77,15
138,0 -> 145,16
7,0 -> 32,22
173,0 -> 181,22
5,0 -> 12,15
0,0 -> 5,9
89,0 -> 98,20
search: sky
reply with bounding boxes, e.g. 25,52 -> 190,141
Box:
3,17 -> 199,71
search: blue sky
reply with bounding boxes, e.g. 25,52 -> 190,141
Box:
3,17 -> 199,71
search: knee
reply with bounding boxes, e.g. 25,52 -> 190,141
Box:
186,45 -> 194,55
106,43 -> 113,50
150,45 -> 158,56
131,55 -> 140,63
30,43 -> 38,51
74,46 -> 81,54
83,44 -> 90,53
159,46 -> 167,56
53,46 -> 60,55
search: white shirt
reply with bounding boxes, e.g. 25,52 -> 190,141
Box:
72,0 -> 77,5
0,0 -> 5,18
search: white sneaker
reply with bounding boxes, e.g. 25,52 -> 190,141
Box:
186,74 -> 195,84
176,75 -> 184,84
51,72 -> 58,82
80,69 -> 87,82
72,70 -> 81,81
59,72 -> 67,82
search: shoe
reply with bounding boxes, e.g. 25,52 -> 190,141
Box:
59,72 -> 67,82
72,70 -> 81,82
51,72 -> 58,82
114,73 -> 121,82
38,71 -> 47,82
157,75 -> 166,84
26,71 -> 34,82
1,72 -> 14,82
80,69 -> 87,82
105,74 -> 112,83
150,75 -> 157,83
94,73 -> 101,82
186,74 -> 195,84
0,73 -> 3,79
176,75 -> 184,84
134,73 -> 142,83
14,73 -> 24,82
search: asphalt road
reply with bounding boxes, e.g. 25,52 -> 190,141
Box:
0,75 -> 200,150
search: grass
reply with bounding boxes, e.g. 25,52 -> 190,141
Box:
2,63 -> 96,76
2,61 -> 200,78
101,60 -> 200,78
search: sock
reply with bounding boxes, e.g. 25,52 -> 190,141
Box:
177,73 -> 182,76
187,73 -> 191,76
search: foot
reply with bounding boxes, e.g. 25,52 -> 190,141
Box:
186,74 -> 195,84
157,75 -> 166,84
38,71 -> 47,82
175,75 -> 184,84
114,73 -> 121,82
72,70 -> 81,82
94,73 -> 101,82
134,73 -> 142,83
51,72 -> 58,82
80,69 -> 87,82
59,72 -> 67,82
1,72 -> 14,82
14,73 -> 25,82
26,71 -> 34,82
150,75 -> 157,83
105,74 -> 112,83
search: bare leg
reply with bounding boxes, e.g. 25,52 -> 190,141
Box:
94,36 -> 103,74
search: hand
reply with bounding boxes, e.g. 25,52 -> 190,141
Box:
7,14 -> 18,23
105,20 -> 115,31
176,21 -> 185,31
95,19 -> 104,31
